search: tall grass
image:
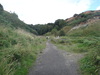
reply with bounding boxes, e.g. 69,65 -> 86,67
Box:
68,20 -> 100,37
51,36 -> 100,75
0,25 -> 46,75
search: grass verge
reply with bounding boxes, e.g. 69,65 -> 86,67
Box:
51,36 -> 100,75
0,25 -> 46,75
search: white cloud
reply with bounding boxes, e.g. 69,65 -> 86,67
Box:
96,6 -> 100,10
0,0 -> 93,24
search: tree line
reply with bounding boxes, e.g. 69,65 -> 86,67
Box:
29,19 -> 67,35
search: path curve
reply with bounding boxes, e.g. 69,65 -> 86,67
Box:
28,42 -> 82,75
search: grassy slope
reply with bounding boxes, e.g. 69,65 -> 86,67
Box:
68,20 -> 100,37
0,7 -> 46,75
51,21 -> 100,75
0,25 -> 46,75
52,37 -> 100,75
0,10 -> 37,35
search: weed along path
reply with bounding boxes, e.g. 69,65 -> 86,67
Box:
28,42 -> 82,75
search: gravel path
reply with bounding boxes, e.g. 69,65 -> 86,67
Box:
28,42 -> 82,75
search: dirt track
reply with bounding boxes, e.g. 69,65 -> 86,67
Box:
28,42 -> 82,75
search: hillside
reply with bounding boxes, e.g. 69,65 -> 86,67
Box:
62,10 -> 100,36
55,10 -> 100,36
50,10 -> 100,75
0,4 -> 37,35
30,10 -> 100,36
0,4 -> 46,75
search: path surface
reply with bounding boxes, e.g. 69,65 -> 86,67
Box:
28,42 -> 82,75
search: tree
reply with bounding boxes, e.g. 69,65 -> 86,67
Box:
54,19 -> 66,30
73,14 -> 78,17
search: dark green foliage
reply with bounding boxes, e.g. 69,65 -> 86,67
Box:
30,19 -> 67,35
29,24 -> 53,35
59,30 -> 65,36
54,19 -> 66,30
12,53 -> 21,62
73,14 -> 78,17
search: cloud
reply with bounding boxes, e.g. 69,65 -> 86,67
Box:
0,0 -> 93,24
75,0 -> 92,12
96,6 -> 100,10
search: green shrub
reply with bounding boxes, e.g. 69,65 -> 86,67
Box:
59,30 -> 66,36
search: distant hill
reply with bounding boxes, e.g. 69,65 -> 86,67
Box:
62,10 -> 100,36
30,10 -> 100,36
2,1 -> 99,37
29,19 -> 66,35
0,4 -> 37,35
65,10 -> 100,25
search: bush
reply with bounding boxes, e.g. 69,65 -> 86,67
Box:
59,30 -> 66,36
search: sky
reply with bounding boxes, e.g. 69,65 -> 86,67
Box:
0,0 -> 100,24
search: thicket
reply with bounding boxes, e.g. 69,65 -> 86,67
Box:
29,19 -> 67,35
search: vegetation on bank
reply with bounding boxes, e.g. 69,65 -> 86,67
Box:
51,36 -> 100,75
51,21 -> 100,75
68,20 -> 100,37
0,25 -> 46,75
0,4 -> 47,75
